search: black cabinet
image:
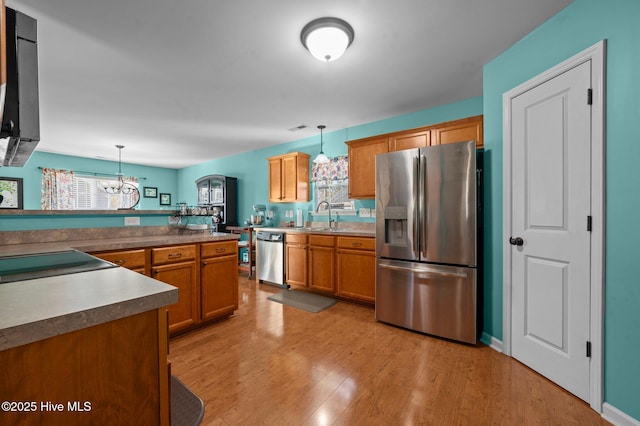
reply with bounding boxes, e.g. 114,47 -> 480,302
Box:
196,175 -> 237,232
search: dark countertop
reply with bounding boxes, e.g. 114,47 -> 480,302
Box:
0,232 -> 240,256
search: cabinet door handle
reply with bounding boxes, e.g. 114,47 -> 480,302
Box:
215,248 -> 226,253
115,259 -> 126,265
168,253 -> 182,259
352,242 -> 362,247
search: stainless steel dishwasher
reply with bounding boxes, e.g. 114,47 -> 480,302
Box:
256,231 -> 286,287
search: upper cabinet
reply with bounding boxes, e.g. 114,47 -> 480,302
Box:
268,152 -> 310,203
346,136 -> 389,199
431,115 -> 483,147
388,129 -> 431,151
346,115 -> 483,199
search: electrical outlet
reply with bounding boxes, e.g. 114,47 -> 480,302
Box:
359,208 -> 371,218
124,216 -> 140,226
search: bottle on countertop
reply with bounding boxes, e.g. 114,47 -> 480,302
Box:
296,208 -> 303,227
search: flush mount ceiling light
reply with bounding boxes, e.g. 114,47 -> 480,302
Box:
300,17 -> 354,62
313,125 -> 330,164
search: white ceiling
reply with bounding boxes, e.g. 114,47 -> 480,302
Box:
7,0 -> 572,169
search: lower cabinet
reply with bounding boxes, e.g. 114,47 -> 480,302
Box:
92,248 -> 148,275
286,233 -> 308,287
201,241 -> 239,321
284,233 -> 375,305
94,240 -> 240,336
308,235 -> 335,293
336,236 -> 376,304
151,245 -> 198,334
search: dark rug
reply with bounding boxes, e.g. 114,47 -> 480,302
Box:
171,375 -> 204,426
267,290 -> 337,313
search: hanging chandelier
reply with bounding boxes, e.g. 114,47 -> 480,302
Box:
102,145 -> 135,194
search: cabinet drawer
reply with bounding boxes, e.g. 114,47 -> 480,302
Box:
94,249 -> 146,269
308,234 -> 334,247
336,236 -> 375,251
152,245 -> 196,265
286,233 -> 308,244
201,241 -> 238,258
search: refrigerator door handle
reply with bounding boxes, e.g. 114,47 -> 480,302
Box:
378,262 -> 468,279
413,155 -> 420,255
419,154 -> 427,257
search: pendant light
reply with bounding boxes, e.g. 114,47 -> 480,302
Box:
301,17 -> 354,62
313,125 -> 329,164
102,145 -> 134,194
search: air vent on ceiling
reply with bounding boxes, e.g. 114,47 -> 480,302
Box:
288,124 -> 307,132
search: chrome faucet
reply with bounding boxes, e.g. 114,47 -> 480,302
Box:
316,200 -> 335,229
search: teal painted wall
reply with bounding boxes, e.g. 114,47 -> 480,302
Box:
483,0 -> 640,419
2,97 -> 481,231
0,151 -> 178,230
179,96 -> 483,227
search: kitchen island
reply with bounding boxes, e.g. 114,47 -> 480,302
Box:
0,262 -> 178,425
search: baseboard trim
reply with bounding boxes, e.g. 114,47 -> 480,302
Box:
480,332 -> 503,353
602,403 -> 640,426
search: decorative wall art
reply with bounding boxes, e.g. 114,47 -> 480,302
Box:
143,186 -> 158,198
159,193 -> 171,206
0,177 -> 23,209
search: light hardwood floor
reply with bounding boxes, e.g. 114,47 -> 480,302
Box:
169,278 -> 609,425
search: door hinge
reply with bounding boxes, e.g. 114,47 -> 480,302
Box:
587,215 -> 592,232
587,88 -> 593,105
586,341 -> 592,358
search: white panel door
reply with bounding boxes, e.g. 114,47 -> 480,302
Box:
510,60 -> 592,401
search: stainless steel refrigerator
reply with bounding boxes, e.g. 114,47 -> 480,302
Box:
375,140 -> 482,344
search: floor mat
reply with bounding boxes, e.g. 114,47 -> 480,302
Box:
267,290 -> 337,313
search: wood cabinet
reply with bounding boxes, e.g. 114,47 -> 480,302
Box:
336,236 -> 376,304
92,239 -> 239,336
200,241 -> 239,321
284,233 -> 375,305
93,248 -> 148,275
388,129 -> 430,151
308,234 -> 335,293
431,115 -> 483,147
346,136 -> 389,199
268,152 -> 310,202
0,309 -> 170,425
151,245 -> 198,334
346,115 -> 483,198
286,233 -> 308,287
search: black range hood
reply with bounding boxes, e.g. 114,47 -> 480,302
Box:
0,7 -> 39,167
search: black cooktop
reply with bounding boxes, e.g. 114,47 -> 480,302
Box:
0,250 -> 117,284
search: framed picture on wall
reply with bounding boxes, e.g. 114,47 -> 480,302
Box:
159,193 -> 171,206
0,177 -> 23,209
143,186 -> 158,198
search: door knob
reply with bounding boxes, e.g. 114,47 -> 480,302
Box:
509,237 -> 524,246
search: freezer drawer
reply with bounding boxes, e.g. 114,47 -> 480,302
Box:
375,259 -> 477,344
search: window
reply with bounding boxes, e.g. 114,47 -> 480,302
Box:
41,168 -> 140,210
73,175 -> 139,210
314,179 -> 354,212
